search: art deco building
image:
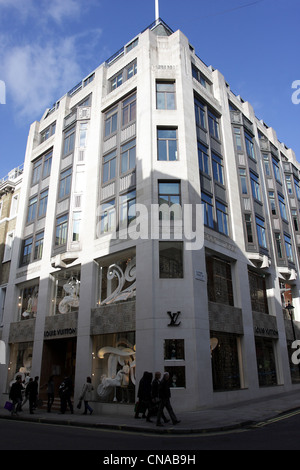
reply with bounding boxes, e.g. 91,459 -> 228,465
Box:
1,19 -> 300,413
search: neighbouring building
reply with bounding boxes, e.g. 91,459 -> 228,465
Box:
1,19 -> 300,413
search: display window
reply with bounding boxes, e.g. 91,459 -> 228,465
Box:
18,282 -> 39,321
92,332 -> 136,403
7,341 -> 33,390
210,331 -> 242,391
50,267 -> 81,315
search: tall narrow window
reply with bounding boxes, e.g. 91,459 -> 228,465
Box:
55,214 -> 68,246
239,168 -> 248,194
27,196 -> 38,223
208,111 -> 220,140
195,99 -> 206,129
256,216 -> 267,249
32,159 -> 42,185
157,129 -> 178,161
63,126 -> 75,157
284,234 -> 294,262
234,127 -> 242,151
201,192 -> 214,229
156,81 -> 176,110
292,209 -> 299,232
38,189 -> 48,218
34,231 -> 44,260
245,132 -> 255,160
72,212 -> 81,242
269,191 -> 276,216
121,139 -> 136,174
59,168 -> 72,199
263,155 -> 271,176
100,200 -> 116,234
103,150 -> 116,183
120,190 -> 136,229
216,202 -> 229,235
278,193 -> 287,221
272,157 -> 282,183
275,233 -> 283,259
198,143 -> 209,175
159,241 -> 183,279
122,94 -> 136,127
158,181 -> 181,221
250,171 -> 261,202
21,237 -> 33,265
212,154 -> 224,185
245,214 -> 253,243
105,108 -> 118,138
43,151 -> 52,179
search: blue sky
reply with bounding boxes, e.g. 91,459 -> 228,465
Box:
0,0 -> 299,178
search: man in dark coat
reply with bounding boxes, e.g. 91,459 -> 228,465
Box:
59,376 -> 74,414
156,372 -> 180,426
26,376 -> 39,414
135,371 -> 153,421
9,375 -> 23,415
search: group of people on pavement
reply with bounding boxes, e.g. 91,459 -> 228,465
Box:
8,371 -> 179,427
9,375 -> 39,416
135,371 -> 180,427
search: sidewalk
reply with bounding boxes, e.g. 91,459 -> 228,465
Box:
1,389 -> 300,434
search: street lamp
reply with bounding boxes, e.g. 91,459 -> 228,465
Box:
286,301 -> 296,341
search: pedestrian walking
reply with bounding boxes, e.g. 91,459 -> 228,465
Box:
9,375 -> 23,416
135,371 -> 153,422
46,376 -> 55,413
59,376 -> 74,414
26,376 -> 39,414
80,376 -> 94,415
156,372 -> 180,427
150,371 -> 169,423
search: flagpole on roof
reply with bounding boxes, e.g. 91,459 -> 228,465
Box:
155,0 -> 160,22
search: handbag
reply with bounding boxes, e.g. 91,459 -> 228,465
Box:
4,401 -> 13,412
76,399 -> 82,409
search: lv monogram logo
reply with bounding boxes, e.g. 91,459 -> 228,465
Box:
167,311 -> 181,327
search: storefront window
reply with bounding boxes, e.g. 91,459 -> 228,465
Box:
164,339 -> 185,360
18,283 -> 39,321
51,267 -> 80,315
206,255 -> 234,306
7,342 -> 33,388
92,332 -> 136,403
249,270 -> 269,314
255,337 -> 278,387
164,366 -> 186,388
210,331 -> 241,391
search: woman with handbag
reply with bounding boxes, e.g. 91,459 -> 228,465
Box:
80,377 -> 94,415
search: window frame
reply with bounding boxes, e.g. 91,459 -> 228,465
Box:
157,128 -> 178,161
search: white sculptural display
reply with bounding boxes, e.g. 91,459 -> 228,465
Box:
59,277 -> 80,314
97,343 -> 136,402
101,258 -> 136,305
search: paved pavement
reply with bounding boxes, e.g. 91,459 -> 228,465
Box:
1,389 -> 300,434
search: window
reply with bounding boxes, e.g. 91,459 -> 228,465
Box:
250,171 -> 261,202
100,200 -> 116,234
294,178 -> 300,201
40,121 -> 56,143
269,191 -> 276,215
284,234 -> 294,262
103,150 -> 117,183
110,60 -> 137,92
255,338 -> 277,387
275,232 -> 283,259
55,214 -> 68,246
192,65 -> 211,91
195,98 -> 206,129
208,111 -> 220,139
256,216 -> 267,249
272,157 -> 281,183
21,237 -> 33,265
234,127 -> 242,151
79,122 -> 88,148
32,159 -> 42,185
104,108 -> 118,138
248,270 -> 269,314
34,231 -> 44,260
27,196 -> 38,223
239,168 -> 248,194
292,209 -> 299,232
211,332 -> 241,391
263,155 -> 271,176
198,143 -> 209,175
38,189 -> 48,218
63,126 -> 75,156
245,131 -> 255,160
278,193 -> 287,221
156,81 -> 176,110
158,181 -> 181,221
216,201 -> 229,235
72,212 -> 81,242
120,190 -> 136,229
43,151 -> 52,179
122,94 -> 136,127
121,139 -> 136,174
286,175 -> 293,195
159,241 -> 183,279
212,154 -> 224,185
206,256 -> 234,306
3,231 -> 14,262
157,129 -> 178,161
59,168 -> 72,199
245,214 -> 253,243
201,192 -> 214,229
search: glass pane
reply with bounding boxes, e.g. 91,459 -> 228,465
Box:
158,140 -> 167,161
168,140 -> 177,161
